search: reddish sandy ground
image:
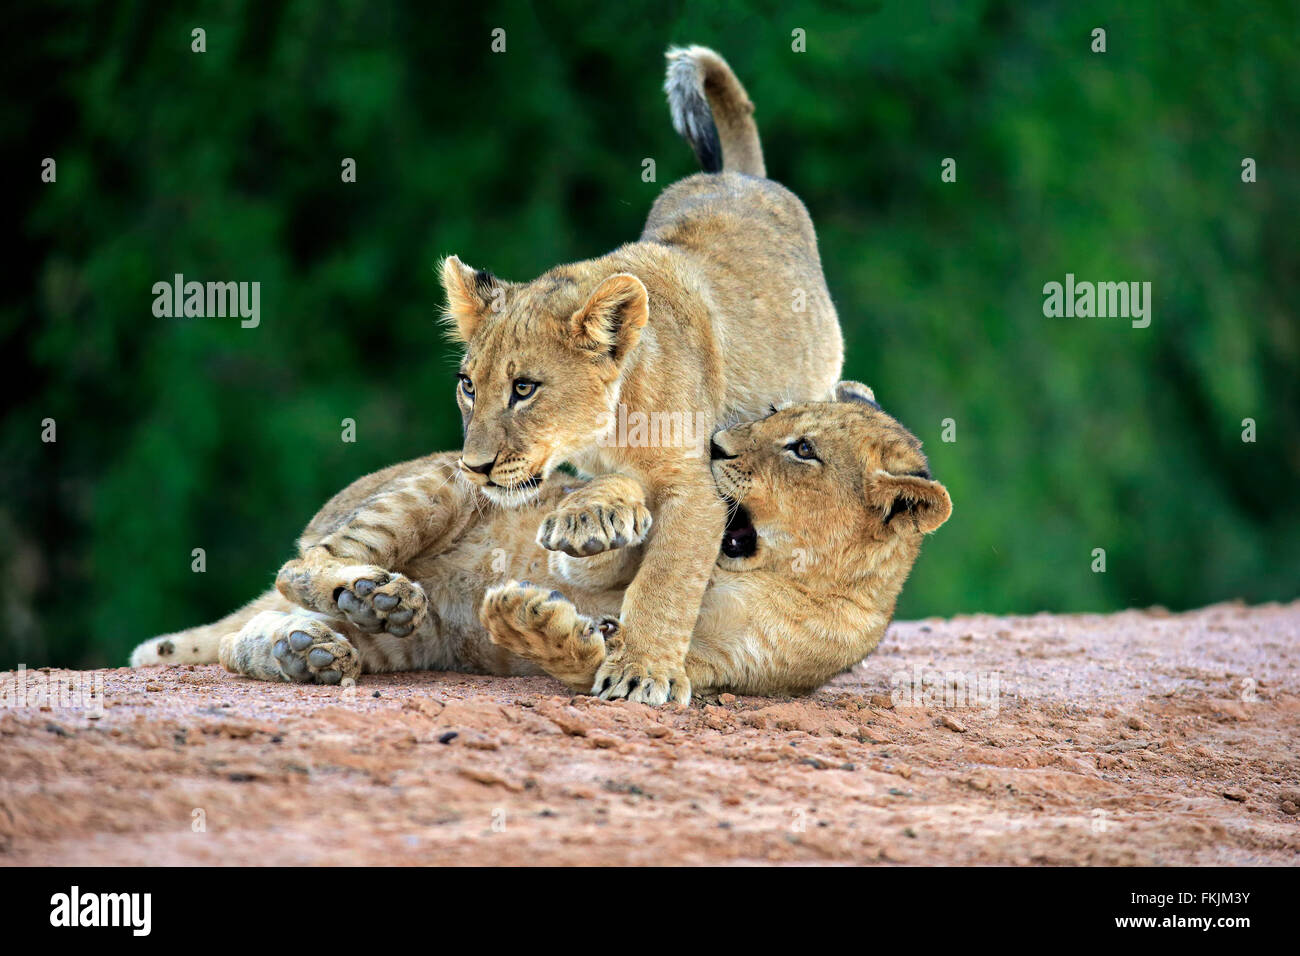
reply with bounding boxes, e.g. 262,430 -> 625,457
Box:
1,601 -> 1297,865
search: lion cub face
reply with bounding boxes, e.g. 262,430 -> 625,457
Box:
440,257 -> 650,505
710,381 -> 952,573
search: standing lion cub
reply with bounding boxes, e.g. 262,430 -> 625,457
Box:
441,46 -> 843,704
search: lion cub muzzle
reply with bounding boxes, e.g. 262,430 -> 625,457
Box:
457,452 -> 544,500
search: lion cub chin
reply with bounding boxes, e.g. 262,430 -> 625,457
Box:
441,45 -> 844,705
481,382 -> 953,698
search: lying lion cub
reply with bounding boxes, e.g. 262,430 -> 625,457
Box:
130,386 -> 951,699
441,45 -> 844,704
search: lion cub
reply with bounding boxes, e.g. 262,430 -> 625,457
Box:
130,385 -> 951,700
484,382 -> 952,696
442,46 -> 843,704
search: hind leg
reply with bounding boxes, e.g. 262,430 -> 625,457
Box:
482,582 -> 730,701
219,610 -> 361,685
480,582 -> 614,691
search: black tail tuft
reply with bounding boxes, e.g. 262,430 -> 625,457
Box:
665,51 -> 723,173
664,46 -> 765,177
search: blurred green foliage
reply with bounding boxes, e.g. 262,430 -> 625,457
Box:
3,0 -> 1297,668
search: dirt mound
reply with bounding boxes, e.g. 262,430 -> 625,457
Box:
2,601 -> 1297,865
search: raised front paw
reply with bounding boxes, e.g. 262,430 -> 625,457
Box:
333,567 -> 427,637
270,617 -> 361,685
537,496 -> 652,558
480,581 -> 612,690
591,645 -> 690,706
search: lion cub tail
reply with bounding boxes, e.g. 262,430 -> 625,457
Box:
664,45 -> 766,177
128,591 -> 281,668
130,621 -> 230,668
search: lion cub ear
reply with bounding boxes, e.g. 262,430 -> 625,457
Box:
868,471 -> 952,535
441,255 -> 502,341
834,380 -> 881,409
570,274 -> 649,363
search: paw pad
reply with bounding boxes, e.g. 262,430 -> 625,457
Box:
272,620 -> 359,685
333,568 -> 427,637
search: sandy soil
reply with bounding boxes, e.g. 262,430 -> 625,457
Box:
1,601 -> 1297,866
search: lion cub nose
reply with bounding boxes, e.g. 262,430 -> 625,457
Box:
710,438 -> 735,461
461,454 -> 498,476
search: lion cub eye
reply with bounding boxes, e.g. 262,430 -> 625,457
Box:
512,379 -> 539,401
786,438 -> 819,462
458,374 -> 475,399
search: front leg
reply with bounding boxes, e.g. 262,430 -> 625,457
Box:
536,473 -> 652,557
277,561 -> 428,638
275,464 -> 464,637
481,582 -> 726,698
539,473 -> 650,592
592,473 -> 723,705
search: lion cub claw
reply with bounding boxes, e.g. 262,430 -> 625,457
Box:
537,493 -> 652,558
592,647 -> 691,707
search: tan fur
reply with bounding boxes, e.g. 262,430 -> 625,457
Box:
130,387 -> 951,701
133,454 -> 631,684
440,46 -> 843,703
665,45 -> 765,176
485,388 -> 952,696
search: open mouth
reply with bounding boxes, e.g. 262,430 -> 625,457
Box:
721,500 -> 758,559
